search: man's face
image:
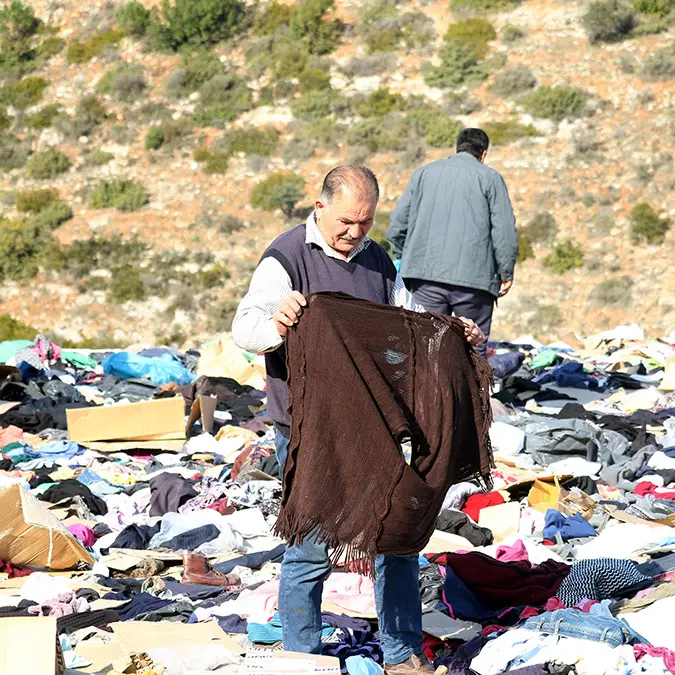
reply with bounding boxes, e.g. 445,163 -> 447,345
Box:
315,189 -> 377,257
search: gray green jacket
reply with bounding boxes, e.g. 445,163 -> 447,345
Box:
387,153 -> 518,297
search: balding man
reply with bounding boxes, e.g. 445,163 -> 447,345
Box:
233,166 -> 482,674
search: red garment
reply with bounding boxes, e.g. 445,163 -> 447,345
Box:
422,635 -> 445,660
207,498 -> 235,515
635,482 -> 675,500
0,560 -> 33,578
634,645 -> 675,674
462,492 -> 505,523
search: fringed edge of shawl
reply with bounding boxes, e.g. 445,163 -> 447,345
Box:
467,345 -> 495,493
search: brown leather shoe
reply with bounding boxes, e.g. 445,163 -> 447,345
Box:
384,655 -> 444,674
181,552 -> 240,587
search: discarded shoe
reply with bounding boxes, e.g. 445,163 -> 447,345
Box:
181,552 -> 240,587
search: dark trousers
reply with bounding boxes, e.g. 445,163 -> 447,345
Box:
407,279 -> 495,358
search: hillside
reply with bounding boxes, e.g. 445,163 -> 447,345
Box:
0,0 -> 674,349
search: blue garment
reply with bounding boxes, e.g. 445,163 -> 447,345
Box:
102,352 -> 195,386
532,362 -> 603,391
274,428 -> 423,665
26,441 -> 82,460
520,609 -> 648,647
248,612 -> 334,644
488,351 -> 525,379
77,468 -> 121,496
213,544 -> 286,574
346,656 -> 384,675
543,509 -> 596,541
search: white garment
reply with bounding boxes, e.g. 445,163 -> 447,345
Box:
231,213 -> 425,354
546,457 -> 602,478
649,451 -> 675,472
622,596 -> 675,650
575,523 -> 675,561
21,573 -> 72,604
441,482 -> 482,512
489,421 -> 525,457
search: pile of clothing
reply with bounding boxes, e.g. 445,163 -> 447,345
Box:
0,324 -> 674,675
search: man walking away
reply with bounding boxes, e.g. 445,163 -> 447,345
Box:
387,128 -> 518,357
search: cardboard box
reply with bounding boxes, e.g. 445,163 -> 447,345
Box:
186,394 -> 217,435
243,649 -> 340,674
0,485 -> 94,569
0,617 -> 65,675
67,397 -> 186,443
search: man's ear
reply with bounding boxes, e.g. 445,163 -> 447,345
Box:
480,150 -> 488,163
315,200 -> 326,220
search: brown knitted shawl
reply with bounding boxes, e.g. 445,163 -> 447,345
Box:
274,292 -> 494,564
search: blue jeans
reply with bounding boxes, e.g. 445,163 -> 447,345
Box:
275,428 -> 423,665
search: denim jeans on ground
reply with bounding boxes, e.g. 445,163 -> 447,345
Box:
275,426 -> 423,664
521,609 -> 648,647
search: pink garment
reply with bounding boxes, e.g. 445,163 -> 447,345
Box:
0,426 -> 24,447
33,335 -> 61,363
28,591 -> 79,617
634,645 -> 675,674
495,539 -> 529,563
68,524 -> 95,547
322,573 -> 377,616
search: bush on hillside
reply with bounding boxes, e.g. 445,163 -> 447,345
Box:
490,65 -> 536,97
483,120 -> 538,145
0,1 -> 42,78
223,127 -> 279,156
146,0 -> 246,51
24,103 -> 60,129
400,10 -> 436,48
449,0 -> 521,11
346,116 -> 407,153
194,74 -> 252,127
29,200 -> 73,229
523,85 -> 586,121
145,126 -> 165,150
253,2 -> 292,35
0,217 -> 52,281
582,0 -> 635,43
0,76 -> 48,109
283,136 -> 317,163
640,45 -> 675,81
66,29 -> 123,64
634,0 -> 675,15
305,117 -> 344,146
0,313 -> 39,342
89,179 -> 149,211
0,133 -> 30,172
108,265 -> 146,303
444,92 -> 482,115
116,1 -> 150,37
523,212 -> 558,245
193,146 -> 229,174
445,17 -> 496,60
0,108 -> 9,131
298,68 -> 332,92
356,88 -> 405,117
290,0 -> 342,55
543,240 -> 584,274
629,202 -> 671,244
406,109 -> 463,147
16,188 -> 58,213
250,172 -> 305,217
589,276 -> 633,305
501,24 -> 525,42
97,63 -> 148,102
164,49 -> 222,97
26,148 -> 70,179
87,149 -> 114,166
290,89 -> 345,121
517,232 -> 534,263
424,42 -> 488,88
341,54 -> 395,77
0,1 -> 40,41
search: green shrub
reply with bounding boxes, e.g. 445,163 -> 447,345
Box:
35,36 -> 65,62
359,0 -> 402,53
290,0 -> 342,55
65,29 -> 124,64
283,136 -> 317,163
199,264 -> 230,289
356,88 -> 405,118
298,68 -> 332,92
424,42 -> 488,88
305,117 -> 344,145
0,1 -> 40,40
29,200 -> 72,229
194,74 -> 252,127
582,0 -> 635,43
16,188 -> 58,212
543,240 -> 584,274
75,95 -> 107,130
532,303 -> 563,331
0,216 -> 52,280
517,232 -> 534,263
449,0 -> 521,11
250,172 -> 305,217
346,116 -> 407,153
0,108 -> 9,131
341,54 -> 395,77
87,149 -> 114,166
501,24 -> 525,42
116,1 -> 150,37
406,109 -> 463,147
193,146 -> 229,174
253,2 -> 292,35
291,89 -> 345,121
108,265 -> 146,303
589,276 -> 633,305
445,17 -> 496,60
0,133 -> 30,171
523,212 -> 557,245
97,63 -> 148,102
641,45 -> 675,81
523,85 -> 585,121
0,313 -> 39,342
483,120 -> 539,145
24,103 -> 60,129
89,179 -> 149,211
400,9 -> 436,48
164,48 -> 222,97
0,76 -> 48,110
0,2 -> 42,78
26,148 -> 70,179
145,126 -> 166,150
223,127 -> 279,156
629,202 -> 671,244
634,0 -> 675,15
147,0 -> 245,51
490,65 -> 536,97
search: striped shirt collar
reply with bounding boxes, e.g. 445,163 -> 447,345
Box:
305,212 -> 371,263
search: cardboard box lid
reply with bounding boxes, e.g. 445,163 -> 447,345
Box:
79,439 -> 186,453
0,616 -> 63,675
67,397 -> 186,443
243,649 -> 340,674
186,394 -> 217,436
0,485 -> 94,569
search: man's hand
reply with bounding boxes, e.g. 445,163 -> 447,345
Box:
274,292 -> 307,337
499,280 -> 513,297
459,318 -> 485,347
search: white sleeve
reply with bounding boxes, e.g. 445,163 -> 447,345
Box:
231,257 -> 293,353
390,272 -> 426,313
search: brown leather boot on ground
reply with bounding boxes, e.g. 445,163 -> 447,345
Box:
384,655 -> 447,674
181,552 -> 240,587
